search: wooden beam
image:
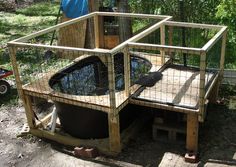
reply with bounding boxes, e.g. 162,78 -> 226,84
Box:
8,42 -> 110,54
186,113 -> 199,152
30,128 -> 112,155
94,15 -> 100,48
160,25 -> 165,64
9,47 -> 36,128
165,21 -> 224,30
124,47 -> 131,97
107,54 -> 121,153
128,42 -> 202,55
168,26 -> 174,63
24,95 -> 36,128
210,31 -> 227,103
111,17 -> 172,54
198,52 -> 206,122
97,12 -> 171,19
202,26 -> 227,52
10,13 -> 96,43
129,98 -> 199,114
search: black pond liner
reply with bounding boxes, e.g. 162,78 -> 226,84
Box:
49,53 -> 152,139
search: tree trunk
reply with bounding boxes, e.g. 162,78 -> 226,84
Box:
117,0 -> 132,43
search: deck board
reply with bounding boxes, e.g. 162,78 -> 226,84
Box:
133,66 -> 215,109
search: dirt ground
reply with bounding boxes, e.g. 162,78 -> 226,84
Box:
0,97 -> 236,167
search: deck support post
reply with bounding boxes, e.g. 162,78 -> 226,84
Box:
9,47 -> 36,128
186,113 -> 199,152
107,54 -> 121,153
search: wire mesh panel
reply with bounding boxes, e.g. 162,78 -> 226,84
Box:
128,22 -> 224,111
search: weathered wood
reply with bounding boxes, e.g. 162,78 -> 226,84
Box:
104,35 -> 119,49
168,26 -> 174,62
160,25 -> 165,64
198,52 -> 206,122
94,15 -> 99,48
107,54 -> 121,153
58,14 -> 87,48
30,128 -> 112,155
9,47 -> 36,128
128,42 -> 202,55
186,113 -> 199,152
124,47 -> 130,97
8,42 -> 110,55
165,21 -> 224,30
11,13 -> 96,43
202,26 -> 227,52
110,17 -> 172,54
97,12 -> 171,19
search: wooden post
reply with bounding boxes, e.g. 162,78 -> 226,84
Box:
168,26 -> 174,63
9,46 -> 36,128
160,25 -> 165,65
94,15 -> 100,48
198,52 -> 206,122
186,113 -> 199,152
124,47 -> 130,97
107,54 -> 121,153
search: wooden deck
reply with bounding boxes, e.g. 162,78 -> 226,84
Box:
22,53 -> 166,113
131,66 -> 216,113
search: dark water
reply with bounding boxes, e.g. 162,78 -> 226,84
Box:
50,53 -> 151,96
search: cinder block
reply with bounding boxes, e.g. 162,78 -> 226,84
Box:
184,152 -> 198,163
85,148 -> 99,158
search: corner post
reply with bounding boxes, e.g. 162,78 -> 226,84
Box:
8,46 -> 36,128
216,31 -> 227,98
198,51 -> 206,122
124,46 -> 131,97
107,54 -> 121,153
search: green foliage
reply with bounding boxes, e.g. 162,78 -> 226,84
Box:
216,0 -> 236,68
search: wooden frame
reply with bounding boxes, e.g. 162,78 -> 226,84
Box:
7,12 -> 227,155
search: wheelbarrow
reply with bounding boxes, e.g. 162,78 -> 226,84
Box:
0,68 -> 13,95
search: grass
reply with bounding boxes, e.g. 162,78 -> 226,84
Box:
0,1 -> 60,106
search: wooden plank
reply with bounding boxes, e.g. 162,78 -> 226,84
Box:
186,113 -> 199,152
104,35 -> 119,49
202,26 -> 227,52
107,54 -> 121,153
129,98 -> 199,114
110,17 -> 172,54
108,113 -> 121,153
128,42 -> 202,55
9,13 -> 96,43
124,47 -> 130,97
168,26 -> 174,62
24,95 -> 36,128
165,21 -> 224,30
94,15 -> 99,48
30,128 -> 112,155
58,14 -> 87,48
36,113 -> 52,128
97,12 -> 171,19
160,25 -> 165,64
9,47 -> 36,128
198,52 -> 206,122
8,42 -> 110,55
